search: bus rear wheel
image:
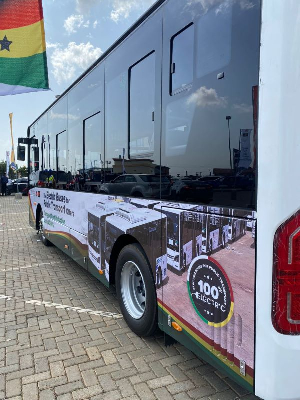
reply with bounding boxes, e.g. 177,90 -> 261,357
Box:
116,244 -> 157,337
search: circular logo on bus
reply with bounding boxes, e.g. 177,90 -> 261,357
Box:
187,256 -> 234,327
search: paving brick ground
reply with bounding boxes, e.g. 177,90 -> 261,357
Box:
0,196 -> 259,400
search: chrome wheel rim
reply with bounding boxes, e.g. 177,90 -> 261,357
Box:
120,261 -> 146,319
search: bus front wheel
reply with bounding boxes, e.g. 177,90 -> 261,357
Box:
39,210 -> 52,247
115,244 -> 157,337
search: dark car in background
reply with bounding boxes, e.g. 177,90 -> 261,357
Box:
198,176 -> 224,188
100,174 -> 172,198
171,178 -> 213,203
6,178 -> 28,195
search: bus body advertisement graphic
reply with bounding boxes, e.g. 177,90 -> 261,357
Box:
87,200 -> 126,272
29,189 -> 255,391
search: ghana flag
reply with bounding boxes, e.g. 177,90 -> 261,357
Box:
0,0 -> 49,96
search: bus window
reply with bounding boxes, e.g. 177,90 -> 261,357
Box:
129,52 -> 155,158
196,4 -> 232,79
84,112 -> 102,172
56,130 -> 67,174
162,0 -> 260,209
170,23 -> 194,96
105,71 -> 128,176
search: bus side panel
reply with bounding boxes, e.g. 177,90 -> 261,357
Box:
29,188 -> 123,285
159,205 -> 255,391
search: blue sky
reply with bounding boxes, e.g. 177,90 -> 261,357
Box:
0,0 -> 156,164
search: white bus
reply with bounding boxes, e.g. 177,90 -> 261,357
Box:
24,1 -> 300,398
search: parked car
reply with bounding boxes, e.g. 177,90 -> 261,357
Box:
171,178 -> 213,203
198,176 -> 224,188
6,178 -> 28,195
218,174 -> 255,190
99,174 -> 171,198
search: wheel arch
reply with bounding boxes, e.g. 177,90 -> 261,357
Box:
108,234 -> 150,285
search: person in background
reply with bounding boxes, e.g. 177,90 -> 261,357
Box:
1,172 -> 9,196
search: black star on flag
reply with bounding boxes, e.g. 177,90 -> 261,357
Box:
0,35 -> 12,51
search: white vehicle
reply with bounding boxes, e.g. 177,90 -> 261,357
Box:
26,0 -> 300,398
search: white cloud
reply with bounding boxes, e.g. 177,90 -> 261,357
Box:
64,14 -> 85,34
187,86 -> 227,108
46,42 -> 61,49
187,0 -> 255,14
74,0 -> 155,22
49,110 -> 79,121
50,42 -> 103,84
110,0 -> 154,22
233,103 -> 252,113
93,20 -> 98,29
240,0 -> 255,10
75,0 -> 100,15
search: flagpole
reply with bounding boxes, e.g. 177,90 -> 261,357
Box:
9,113 -> 17,181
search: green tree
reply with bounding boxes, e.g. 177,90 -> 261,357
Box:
0,161 -> 5,176
17,166 -> 28,177
8,167 -> 16,180
0,161 -> 19,179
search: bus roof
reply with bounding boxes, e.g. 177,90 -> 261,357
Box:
28,0 -> 166,133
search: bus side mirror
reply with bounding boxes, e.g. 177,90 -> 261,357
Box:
17,145 -> 25,161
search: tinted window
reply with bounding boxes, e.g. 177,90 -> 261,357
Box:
129,52 -> 155,158
114,176 -> 125,183
48,96 -> 68,171
68,66 -> 103,177
56,131 -> 67,175
171,24 -> 194,95
84,112 -> 102,173
105,72 -> 127,174
162,0 -> 260,209
124,175 -> 137,182
196,6 -> 232,79
139,175 -> 160,183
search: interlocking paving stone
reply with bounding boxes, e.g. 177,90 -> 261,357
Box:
0,196 -> 258,399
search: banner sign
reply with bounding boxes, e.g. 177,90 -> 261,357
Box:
238,129 -> 252,169
6,151 -> 10,174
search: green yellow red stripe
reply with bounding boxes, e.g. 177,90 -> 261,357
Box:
45,230 -> 88,256
158,299 -> 253,385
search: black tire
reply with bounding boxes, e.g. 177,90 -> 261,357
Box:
115,244 -> 157,337
39,210 -> 52,246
